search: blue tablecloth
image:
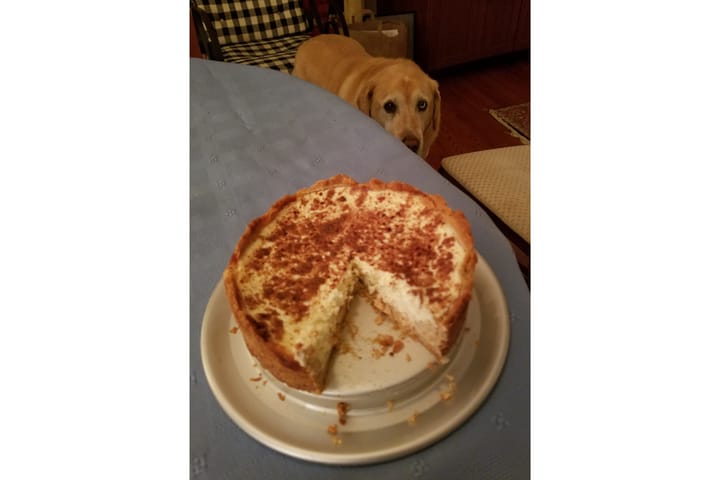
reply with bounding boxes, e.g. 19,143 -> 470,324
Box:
190,58 -> 529,479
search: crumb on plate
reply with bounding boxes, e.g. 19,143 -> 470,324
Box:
440,374 -> 457,401
337,401 -> 350,425
408,411 -> 419,425
371,334 -> 395,358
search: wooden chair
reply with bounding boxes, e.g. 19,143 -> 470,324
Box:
190,8 -> 204,58
191,0 -> 348,73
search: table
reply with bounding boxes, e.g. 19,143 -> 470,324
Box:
190,58 -> 529,479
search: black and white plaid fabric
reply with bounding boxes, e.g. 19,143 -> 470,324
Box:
220,34 -> 310,73
194,0 -> 309,46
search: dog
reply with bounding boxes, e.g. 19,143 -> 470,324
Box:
293,34 -> 440,159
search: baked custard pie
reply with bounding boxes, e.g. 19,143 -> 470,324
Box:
223,175 -> 476,393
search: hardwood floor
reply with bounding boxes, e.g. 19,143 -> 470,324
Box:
425,51 -> 530,170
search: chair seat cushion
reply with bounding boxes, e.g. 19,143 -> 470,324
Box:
441,145 -> 530,243
220,34 -> 310,73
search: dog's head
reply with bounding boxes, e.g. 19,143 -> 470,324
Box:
355,60 -> 441,159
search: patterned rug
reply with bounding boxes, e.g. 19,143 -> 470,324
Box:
489,103 -> 530,143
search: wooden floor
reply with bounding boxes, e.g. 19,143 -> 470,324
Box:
425,51 -> 530,170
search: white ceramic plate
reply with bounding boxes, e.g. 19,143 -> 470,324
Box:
201,254 -> 510,465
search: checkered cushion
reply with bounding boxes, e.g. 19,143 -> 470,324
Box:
220,34 -> 310,72
194,0 -> 308,46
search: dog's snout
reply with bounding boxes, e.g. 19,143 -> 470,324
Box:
403,136 -> 420,153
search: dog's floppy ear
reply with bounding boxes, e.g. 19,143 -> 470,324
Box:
423,81 -> 441,156
355,84 -> 375,116
431,81 -> 441,131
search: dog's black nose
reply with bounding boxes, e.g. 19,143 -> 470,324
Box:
403,136 -> 420,153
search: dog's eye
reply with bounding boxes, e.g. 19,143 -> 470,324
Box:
383,101 -> 397,114
417,100 -> 428,112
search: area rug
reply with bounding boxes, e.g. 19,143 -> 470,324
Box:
489,103 -> 530,144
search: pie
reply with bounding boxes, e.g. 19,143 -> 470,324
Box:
223,174 -> 476,393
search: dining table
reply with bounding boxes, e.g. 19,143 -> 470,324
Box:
190,58 -> 530,479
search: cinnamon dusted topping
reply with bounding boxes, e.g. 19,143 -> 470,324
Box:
245,209 -> 352,322
238,181 -> 461,329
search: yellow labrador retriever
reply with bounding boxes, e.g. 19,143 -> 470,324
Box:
293,34 -> 440,159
